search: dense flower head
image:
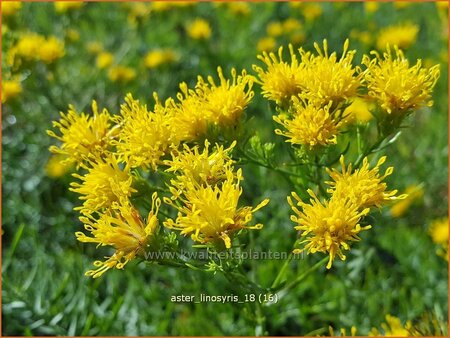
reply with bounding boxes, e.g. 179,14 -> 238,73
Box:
1,79 -> 22,103
429,217 -> 448,261
164,170 -> 269,248
165,140 -> 237,197
195,67 -> 254,126
70,155 -> 136,215
376,23 -> 419,51
297,39 -> 361,106
362,46 -> 440,114
326,155 -> 402,210
76,193 -> 160,278
289,190 -> 371,269
273,98 -> 342,148
187,18 -> 211,40
369,315 -> 412,336
112,94 -> 178,170
96,51 -> 114,69
47,101 -> 112,166
253,44 -> 303,105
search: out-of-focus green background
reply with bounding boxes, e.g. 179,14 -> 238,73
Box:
2,1 -> 448,336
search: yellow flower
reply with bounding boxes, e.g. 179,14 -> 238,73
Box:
350,30 -> 373,46
86,41 -> 103,55
297,39 -> 362,106
1,79 -> 22,103
329,325 -> 358,337
256,36 -> 276,53
195,67 -> 254,126
11,33 -> 46,61
165,83 -> 211,141
54,1 -> 84,13
108,66 -> 136,83
253,44 -> 303,105
144,49 -> 178,69
151,1 -> 193,11
326,156 -> 402,210
96,51 -> 114,69
127,2 -> 151,25
76,193 -> 160,278
289,189 -> 371,269
301,3 -> 323,21
165,140 -> 237,198
1,1 -> 22,17
429,218 -> 448,245
113,94 -> 177,170
45,154 -> 73,178
364,1 -> 379,13
274,99 -> 342,148
362,46 -> 440,114
394,1 -> 413,9
70,155 -> 136,215
187,18 -> 211,40
390,185 -> 424,217
282,18 -> 302,34
47,101 -> 112,166
267,22 -> 283,37
66,28 -> 80,42
369,315 -> 412,336
376,23 -> 419,50
224,2 -> 251,16
38,36 -> 65,63
164,170 -> 269,248
343,97 -> 374,123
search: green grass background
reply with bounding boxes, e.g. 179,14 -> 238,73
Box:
2,2 -> 448,336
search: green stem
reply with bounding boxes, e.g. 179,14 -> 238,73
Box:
271,256 -> 328,303
270,252 -> 293,290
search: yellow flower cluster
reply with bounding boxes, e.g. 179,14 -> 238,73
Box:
54,1 -> 84,13
362,46 -> 440,115
429,217 -> 448,261
8,33 -> 65,68
144,49 -> 178,69
369,314 -> 412,336
2,1 -> 22,17
257,18 -> 304,52
1,78 -> 22,103
187,18 -> 212,40
376,23 -> 419,50
164,141 -> 269,248
289,156 -> 403,268
254,40 -> 439,148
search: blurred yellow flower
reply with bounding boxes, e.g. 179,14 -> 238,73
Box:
224,2 -> 251,16
113,94 -> 177,170
47,101 -> 112,166
76,193 -> 160,278
394,1 -> 413,9
267,21 -> 283,37
39,36 -> 65,63
86,41 -> 103,55
96,51 -> 114,69
108,66 -> 136,83
66,28 -> 80,42
45,154 -> 73,178
12,33 -> 45,61
144,49 -> 178,69
256,36 -> 276,53
282,18 -> 302,34
1,79 -> 22,103
289,189 -> 370,269
376,23 -> 419,50
301,3 -> 323,21
187,18 -> 211,40
364,1 -> 379,13
1,1 -> 22,17
165,140 -> 237,197
152,1 -> 193,12
390,185 -> 424,217
369,315 -> 412,336
127,2 -> 151,25
429,218 -> 449,245
350,30 -> 373,46
429,217 -> 449,261
343,97 -> 374,123
327,155 -> 402,210
274,99 -> 342,148
54,1 -> 84,13
164,170 -> 269,249
253,44 -> 303,105
362,46 -> 440,114
70,155 -> 136,215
